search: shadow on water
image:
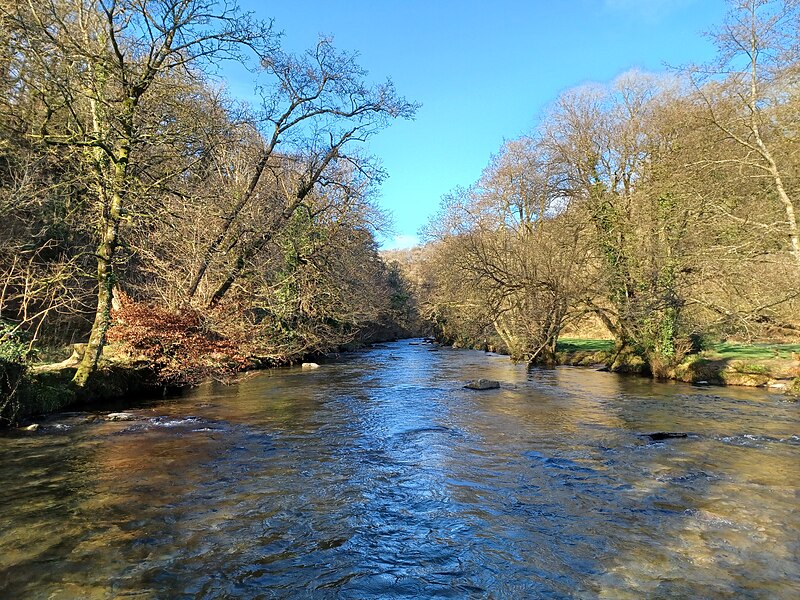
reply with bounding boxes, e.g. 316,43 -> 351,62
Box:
0,341 -> 798,598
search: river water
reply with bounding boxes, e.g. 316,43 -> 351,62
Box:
1,341 -> 798,598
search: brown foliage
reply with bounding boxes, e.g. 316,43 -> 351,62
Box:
107,293 -> 250,386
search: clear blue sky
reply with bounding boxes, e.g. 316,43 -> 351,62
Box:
237,0 -> 729,249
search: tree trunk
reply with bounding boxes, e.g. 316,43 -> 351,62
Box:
73,154 -> 126,387
72,247 -> 114,387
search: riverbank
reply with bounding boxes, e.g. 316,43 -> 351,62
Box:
556,338 -> 800,395
2,327 -> 415,426
6,335 -> 798,427
2,355 -> 166,428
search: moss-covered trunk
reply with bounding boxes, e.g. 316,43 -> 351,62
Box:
73,140 -> 129,388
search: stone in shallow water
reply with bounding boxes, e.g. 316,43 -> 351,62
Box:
301,362 -> 320,370
464,378 -> 500,390
642,432 -> 688,441
106,412 -> 136,421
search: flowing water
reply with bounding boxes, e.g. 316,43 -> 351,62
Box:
1,341 -> 798,599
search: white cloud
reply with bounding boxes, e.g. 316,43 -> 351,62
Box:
382,234 -> 420,250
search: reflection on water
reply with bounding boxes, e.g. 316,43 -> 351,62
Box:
1,342 -> 798,598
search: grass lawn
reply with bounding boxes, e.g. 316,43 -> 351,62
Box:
704,342 -> 800,361
557,338 -> 800,360
557,338 -> 614,354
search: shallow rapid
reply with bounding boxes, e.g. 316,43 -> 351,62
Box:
1,341 -> 798,598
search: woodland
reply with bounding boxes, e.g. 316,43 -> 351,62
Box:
416,0 -> 800,375
1,0 -> 799,423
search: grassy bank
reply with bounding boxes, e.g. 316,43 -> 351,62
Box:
672,342 -> 800,391
556,338 -> 800,394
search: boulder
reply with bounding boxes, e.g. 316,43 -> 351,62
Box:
106,412 -> 136,421
301,362 -> 320,370
464,378 -> 500,390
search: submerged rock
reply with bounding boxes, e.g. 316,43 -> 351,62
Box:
106,412 -> 136,421
641,432 -> 688,441
464,378 -> 500,390
301,362 -> 320,370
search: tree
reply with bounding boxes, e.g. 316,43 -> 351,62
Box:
688,0 -> 800,267
421,138 -> 593,363
542,72 -> 705,372
183,37 -> 417,308
2,0 -> 274,386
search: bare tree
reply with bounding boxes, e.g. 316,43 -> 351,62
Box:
422,138 -> 593,363
184,37 -> 417,307
688,0 -> 800,267
2,0 -> 274,386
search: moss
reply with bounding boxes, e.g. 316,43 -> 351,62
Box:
728,360 -> 771,375
19,373 -> 77,415
719,371 -> 771,387
1,367 -> 76,425
1,361 -> 162,426
551,336 -> 800,393
610,349 -> 648,374
556,349 -> 611,367
672,356 -> 724,384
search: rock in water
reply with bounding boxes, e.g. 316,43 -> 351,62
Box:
301,362 -> 320,370
106,412 -> 136,421
642,432 -> 688,441
464,378 -> 500,390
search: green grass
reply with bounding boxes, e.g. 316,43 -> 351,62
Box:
557,338 -> 615,354
557,338 -> 800,361
704,342 -> 800,361
557,337 -> 800,364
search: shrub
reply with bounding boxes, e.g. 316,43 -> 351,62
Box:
107,294 -> 251,387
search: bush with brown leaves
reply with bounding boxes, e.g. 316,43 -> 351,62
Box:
107,294 -> 251,387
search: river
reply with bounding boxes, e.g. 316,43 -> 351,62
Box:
1,341 -> 798,598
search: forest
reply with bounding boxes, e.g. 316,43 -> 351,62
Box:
1,0 -> 799,424
415,0 -> 800,378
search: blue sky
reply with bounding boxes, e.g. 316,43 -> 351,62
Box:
237,0 -> 729,249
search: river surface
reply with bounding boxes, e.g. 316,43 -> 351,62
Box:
1,341 -> 798,599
